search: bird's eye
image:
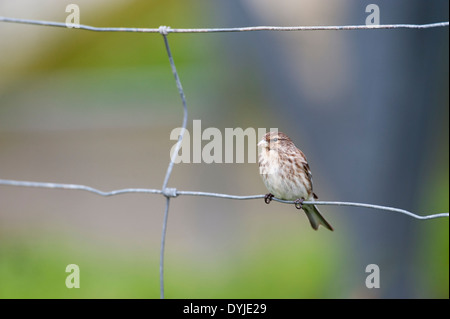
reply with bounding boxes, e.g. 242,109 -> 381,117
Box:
272,138 -> 278,142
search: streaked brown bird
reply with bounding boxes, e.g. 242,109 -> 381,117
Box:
258,131 -> 333,231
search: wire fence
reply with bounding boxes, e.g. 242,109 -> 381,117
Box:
1,16 -> 448,32
0,16 -> 449,299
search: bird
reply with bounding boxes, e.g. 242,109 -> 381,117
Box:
258,131 -> 333,231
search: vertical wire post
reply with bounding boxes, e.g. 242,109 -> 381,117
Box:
161,26 -> 188,191
159,26 -> 188,299
159,197 -> 170,299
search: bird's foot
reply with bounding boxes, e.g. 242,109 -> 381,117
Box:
264,193 -> 274,204
294,198 -> 304,210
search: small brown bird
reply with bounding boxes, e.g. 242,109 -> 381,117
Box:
258,131 -> 333,231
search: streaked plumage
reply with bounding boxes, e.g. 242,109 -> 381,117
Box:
258,131 -> 333,231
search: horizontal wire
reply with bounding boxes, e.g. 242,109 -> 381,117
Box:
1,179 -> 448,220
0,179 -> 162,196
0,16 -> 448,33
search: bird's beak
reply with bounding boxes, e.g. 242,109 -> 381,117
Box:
258,139 -> 268,148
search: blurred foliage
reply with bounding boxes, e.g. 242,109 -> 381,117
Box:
26,1 -> 214,72
0,235 -> 158,298
419,142 -> 449,298
0,231 -> 342,299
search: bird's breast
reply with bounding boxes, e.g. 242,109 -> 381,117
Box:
259,149 -> 310,200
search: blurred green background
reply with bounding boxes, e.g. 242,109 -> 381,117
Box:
0,0 -> 448,298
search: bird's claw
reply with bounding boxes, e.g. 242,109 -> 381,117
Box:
264,193 -> 274,204
294,198 -> 304,210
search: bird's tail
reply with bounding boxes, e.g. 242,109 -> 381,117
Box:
302,204 -> 334,231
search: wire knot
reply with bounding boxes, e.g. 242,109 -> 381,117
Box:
158,25 -> 171,36
162,187 -> 178,198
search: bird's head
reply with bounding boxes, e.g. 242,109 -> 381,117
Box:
258,131 -> 293,151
